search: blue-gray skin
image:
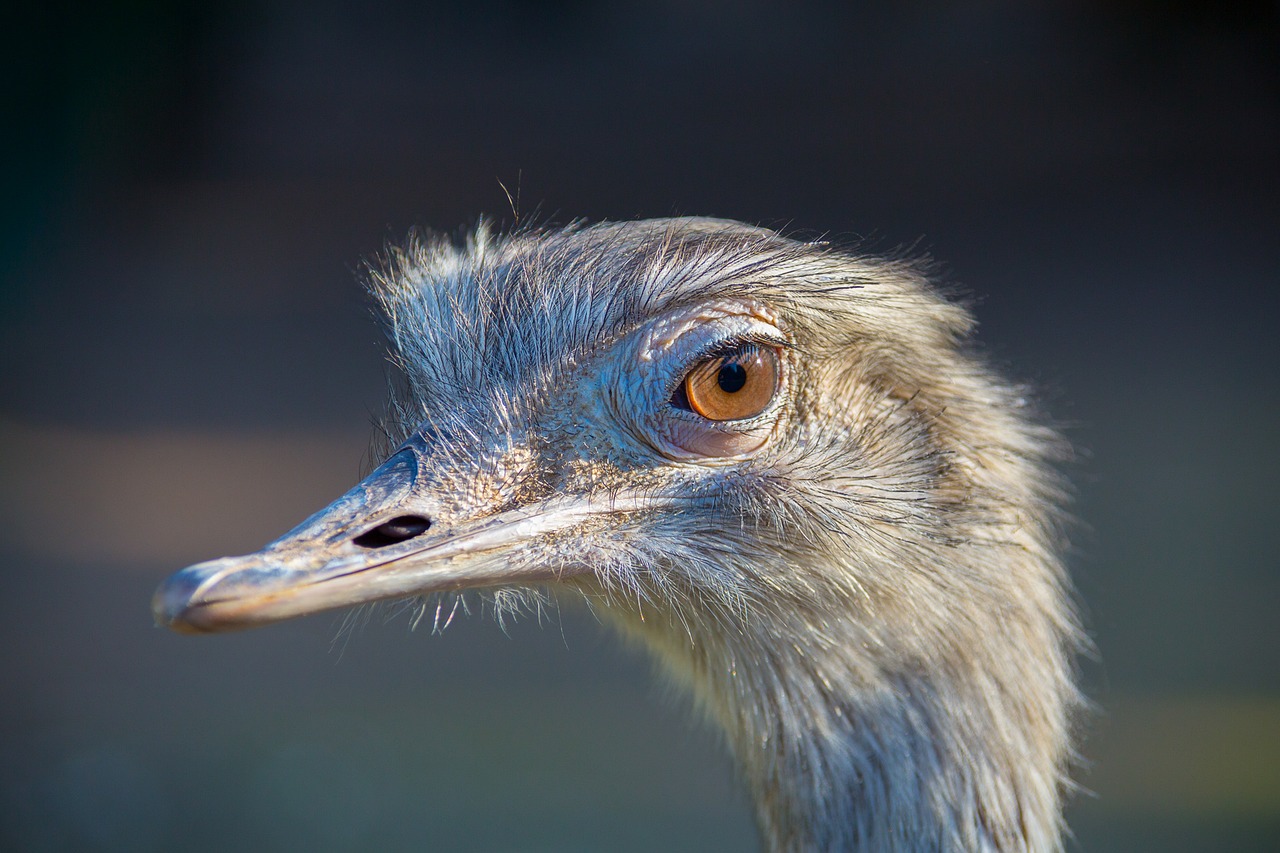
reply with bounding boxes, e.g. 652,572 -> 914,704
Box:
155,218 -> 1083,852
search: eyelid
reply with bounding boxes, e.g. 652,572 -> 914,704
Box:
627,301 -> 790,461
704,334 -> 793,358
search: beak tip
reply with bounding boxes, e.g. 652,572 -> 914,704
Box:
151,566 -> 211,633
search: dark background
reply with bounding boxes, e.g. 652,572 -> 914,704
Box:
2,1 -> 1277,850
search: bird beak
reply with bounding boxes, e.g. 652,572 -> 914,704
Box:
152,442 -> 630,634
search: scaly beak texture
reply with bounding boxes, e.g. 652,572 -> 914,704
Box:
152,442 -> 644,634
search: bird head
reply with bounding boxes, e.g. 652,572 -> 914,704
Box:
153,217 -> 1080,849
153,217 -> 1056,678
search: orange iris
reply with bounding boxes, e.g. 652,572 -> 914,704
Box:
683,345 -> 780,421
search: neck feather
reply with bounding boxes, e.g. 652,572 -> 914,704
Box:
609,588 -> 1076,852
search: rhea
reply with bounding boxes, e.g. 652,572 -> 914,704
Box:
154,218 -> 1082,851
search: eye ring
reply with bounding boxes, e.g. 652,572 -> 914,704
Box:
673,343 -> 781,422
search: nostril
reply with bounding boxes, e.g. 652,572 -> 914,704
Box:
353,515 -> 431,549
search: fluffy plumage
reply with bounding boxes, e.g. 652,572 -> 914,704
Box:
156,217 -> 1084,852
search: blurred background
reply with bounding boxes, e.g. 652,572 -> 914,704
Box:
2,1 -> 1277,850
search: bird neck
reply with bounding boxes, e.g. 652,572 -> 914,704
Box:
612,603 -> 1070,852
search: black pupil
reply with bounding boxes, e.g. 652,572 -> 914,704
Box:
717,362 -> 748,393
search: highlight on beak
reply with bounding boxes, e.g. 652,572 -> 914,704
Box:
151,444 -> 651,634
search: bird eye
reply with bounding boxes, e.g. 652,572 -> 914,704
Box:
680,344 -> 780,421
